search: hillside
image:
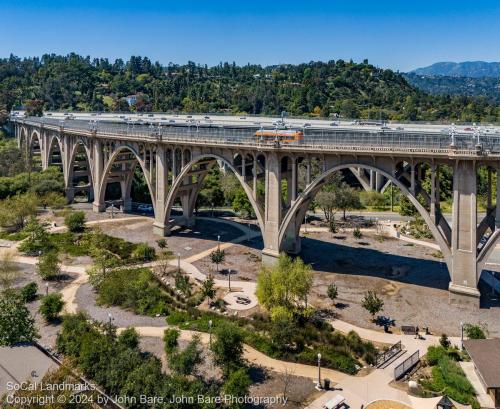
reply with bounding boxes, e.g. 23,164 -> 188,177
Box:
0,54 -> 499,122
405,74 -> 500,103
411,61 -> 500,78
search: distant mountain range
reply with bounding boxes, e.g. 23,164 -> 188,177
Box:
411,61 -> 500,78
404,73 -> 500,103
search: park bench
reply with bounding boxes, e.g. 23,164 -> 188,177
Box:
401,325 -> 416,335
323,395 -> 345,409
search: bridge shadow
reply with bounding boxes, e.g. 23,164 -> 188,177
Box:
300,235 -> 450,291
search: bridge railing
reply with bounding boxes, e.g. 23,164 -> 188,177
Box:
13,117 -> 500,153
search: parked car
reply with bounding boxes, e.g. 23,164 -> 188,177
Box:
137,204 -> 154,213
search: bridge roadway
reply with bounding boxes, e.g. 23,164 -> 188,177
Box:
10,113 -> 500,307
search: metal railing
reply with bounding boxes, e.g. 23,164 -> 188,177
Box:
12,116 -> 500,154
394,350 -> 420,380
376,340 -> 402,367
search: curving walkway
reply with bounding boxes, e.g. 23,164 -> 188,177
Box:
119,326 -> 348,383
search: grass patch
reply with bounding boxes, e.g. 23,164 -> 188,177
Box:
0,230 -> 29,241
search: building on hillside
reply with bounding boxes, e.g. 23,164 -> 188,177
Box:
463,338 -> 500,408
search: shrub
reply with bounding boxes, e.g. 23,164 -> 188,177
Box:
64,211 -> 86,233
463,323 -> 487,340
353,226 -> 362,239
20,282 -> 38,302
39,293 -> 65,322
440,334 -> 451,349
132,243 -> 156,262
163,328 -> 180,354
95,268 -> 169,316
156,239 -> 167,249
426,346 -> 448,366
118,328 -> 139,349
166,311 -> 191,326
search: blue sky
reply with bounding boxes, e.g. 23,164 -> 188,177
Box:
1,0 -> 499,72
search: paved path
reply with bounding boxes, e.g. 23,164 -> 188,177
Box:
122,326 -> 348,383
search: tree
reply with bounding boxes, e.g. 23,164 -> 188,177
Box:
19,216 -> 51,255
222,368 -> 252,409
256,253 -> 313,316
168,334 -> 204,376
0,250 -> 20,291
0,292 -> 39,346
361,291 -> 384,321
82,227 -> 119,284
155,250 -> 174,277
210,248 -> 225,272
269,307 -> 296,351
211,321 -> 244,376
64,211 -> 86,233
39,293 -> 65,322
201,276 -> 216,304
333,186 -> 362,220
232,188 -> 253,218
36,250 -> 61,280
39,191 -> 67,209
24,99 -> 44,117
327,283 -> 338,305
163,328 -> 180,354
0,193 -> 38,231
399,195 -> 418,217
316,190 -> 337,222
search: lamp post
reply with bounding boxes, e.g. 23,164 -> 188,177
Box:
177,253 -> 181,274
208,320 -> 213,347
228,268 -> 232,292
317,353 -> 322,390
217,235 -> 221,250
460,321 -> 464,350
108,312 -> 113,326
304,214 -> 308,234
45,282 -> 49,296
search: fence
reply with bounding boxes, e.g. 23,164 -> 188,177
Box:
394,350 -> 420,380
375,340 -> 402,367
14,117 -> 500,154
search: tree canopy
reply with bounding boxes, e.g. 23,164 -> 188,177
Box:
1,54 -> 498,122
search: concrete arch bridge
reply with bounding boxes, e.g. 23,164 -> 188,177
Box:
11,115 -> 500,306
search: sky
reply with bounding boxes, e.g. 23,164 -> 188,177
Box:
1,0 -> 500,72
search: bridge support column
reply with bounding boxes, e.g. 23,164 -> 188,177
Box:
91,140 -> 106,213
449,160 -> 481,306
375,172 -> 385,192
65,187 -> 75,203
153,146 -> 170,236
262,152 -> 282,266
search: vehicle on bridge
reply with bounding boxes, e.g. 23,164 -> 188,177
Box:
255,128 -> 304,143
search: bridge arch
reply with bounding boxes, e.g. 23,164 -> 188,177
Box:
278,162 -> 452,271
98,144 -> 156,213
163,153 -> 265,234
67,139 -> 94,201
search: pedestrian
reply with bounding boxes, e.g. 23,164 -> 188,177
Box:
415,325 -> 419,339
